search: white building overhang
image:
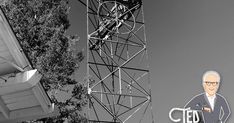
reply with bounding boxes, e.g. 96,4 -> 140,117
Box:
0,7 -> 58,122
0,8 -> 31,76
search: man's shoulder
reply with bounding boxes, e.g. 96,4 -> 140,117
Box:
191,93 -> 205,99
187,93 -> 205,102
216,93 -> 227,101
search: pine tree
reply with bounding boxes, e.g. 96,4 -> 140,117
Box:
1,0 -> 87,122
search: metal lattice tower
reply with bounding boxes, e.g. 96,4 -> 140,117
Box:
78,0 -> 154,122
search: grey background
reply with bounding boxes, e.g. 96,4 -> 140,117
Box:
67,0 -> 234,122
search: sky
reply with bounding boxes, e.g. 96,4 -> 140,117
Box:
67,0 -> 234,122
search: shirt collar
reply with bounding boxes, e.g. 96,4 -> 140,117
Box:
205,92 -> 216,99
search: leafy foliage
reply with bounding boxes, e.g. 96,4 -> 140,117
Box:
1,0 -> 88,122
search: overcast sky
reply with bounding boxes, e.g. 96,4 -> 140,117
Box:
67,0 -> 234,122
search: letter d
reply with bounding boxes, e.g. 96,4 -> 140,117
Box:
193,111 -> 200,123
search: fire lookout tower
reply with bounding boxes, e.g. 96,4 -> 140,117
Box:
78,0 -> 154,122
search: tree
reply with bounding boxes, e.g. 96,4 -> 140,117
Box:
1,0 -> 87,122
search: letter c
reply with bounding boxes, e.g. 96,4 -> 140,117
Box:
169,108 -> 182,122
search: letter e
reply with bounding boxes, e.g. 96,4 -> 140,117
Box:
186,110 -> 192,123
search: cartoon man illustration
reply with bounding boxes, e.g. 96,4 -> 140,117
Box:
185,70 -> 231,123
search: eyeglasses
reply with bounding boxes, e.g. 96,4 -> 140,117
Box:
205,81 -> 219,86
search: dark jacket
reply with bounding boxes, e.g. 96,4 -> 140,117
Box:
185,93 -> 231,123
